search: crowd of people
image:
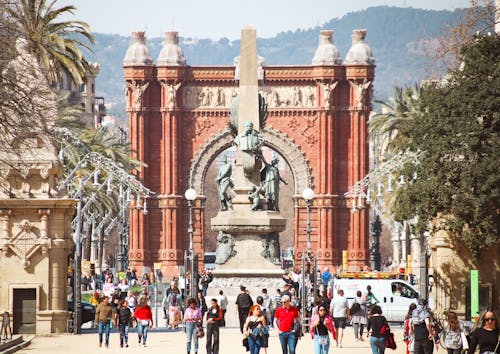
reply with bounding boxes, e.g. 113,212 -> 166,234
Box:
84,267 -> 499,354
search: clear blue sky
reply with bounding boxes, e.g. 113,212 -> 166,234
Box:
58,0 -> 469,40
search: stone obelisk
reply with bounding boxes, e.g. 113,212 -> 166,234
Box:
210,27 -> 285,275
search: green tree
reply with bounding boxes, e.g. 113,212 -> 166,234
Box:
370,84 -> 423,153
7,0 -> 94,85
394,34 -> 500,258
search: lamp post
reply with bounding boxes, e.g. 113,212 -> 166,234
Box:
302,188 -> 314,255
73,171 -> 83,334
370,214 -> 382,271
301,188 -> 314,331
185,188 -> 197,299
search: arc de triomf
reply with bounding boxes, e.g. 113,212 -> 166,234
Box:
123,29 -> 375,276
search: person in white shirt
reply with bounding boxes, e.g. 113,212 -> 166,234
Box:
216,290 -> 228,327
329,288 -> 350,347
261,288 -> 271,325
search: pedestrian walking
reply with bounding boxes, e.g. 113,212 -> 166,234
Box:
270,289 -> 282,328
94,296 -> 114,348
206,298 -> 223,354
197,291 -> 208,321
236,285 -> 254,333
364,285 -> 380,309
412,299 -> 434,354
274,294 -> 300,354
367,305 -> 389,354
329,288 -> 350,347
261,289 -> 271,326
469,308 -> 499,354
134,298 -> 153,347
216,290 -> 228,327
352,290 -> 368,341
168,285 -> 183,329
114,299 -> 132,348
184,298 -> 203,354
441,311 -> 465,354
243,305 -> 269,354
404,303 -> 417,354
310,304 -> 337,354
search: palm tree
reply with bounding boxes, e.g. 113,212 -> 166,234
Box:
369,84 -> 422,154
7,0 -> 94,85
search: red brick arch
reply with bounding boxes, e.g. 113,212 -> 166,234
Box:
124,63 -> 373,275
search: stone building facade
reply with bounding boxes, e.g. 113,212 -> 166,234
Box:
123,29 -> 375,275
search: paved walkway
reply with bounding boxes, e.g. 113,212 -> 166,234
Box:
16,325 -> 409,354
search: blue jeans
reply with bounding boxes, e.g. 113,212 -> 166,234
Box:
249,335 -> 262,354
370,336 -> 386,354
119,323 -> 129,346
185,322 -> 199,352
137,321 -> 150,344
278,331 -> 296,354
313,335 -> 330,354
98,321 -> 110,347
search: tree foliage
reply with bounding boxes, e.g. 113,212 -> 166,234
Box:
394,34 -> 500,258
6,0 -> 94,85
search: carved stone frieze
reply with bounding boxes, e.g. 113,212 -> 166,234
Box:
182,86 -> 234,109
260,86 -> 317,108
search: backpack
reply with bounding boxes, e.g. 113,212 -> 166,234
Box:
350,302 -> 361,316
443,326 -> 462,349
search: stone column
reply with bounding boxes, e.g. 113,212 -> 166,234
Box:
391,231 -> 401,267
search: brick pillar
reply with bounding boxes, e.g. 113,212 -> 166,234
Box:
345,65 -> 374,269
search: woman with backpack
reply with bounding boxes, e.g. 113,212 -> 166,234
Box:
351,290 -> 368,341
441,311 -> 465,354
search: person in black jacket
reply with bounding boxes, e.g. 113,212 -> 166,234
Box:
235,285 -> 253,334
469,308 -> 499,354
114,299 -> 132,348
367,305 -> 388,354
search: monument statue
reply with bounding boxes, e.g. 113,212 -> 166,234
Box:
260,156 -> 288,211
233,121 -> 263,155
216,155 -> 234,211
248,185 -> 263,211
215,231 -> 236,264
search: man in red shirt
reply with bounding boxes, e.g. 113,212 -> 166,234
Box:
274,295 -> 300,354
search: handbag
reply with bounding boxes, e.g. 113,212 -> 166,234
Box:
293,322 -> 303,338
385,332 -> 397,350
381,323 -> 391,338
460,332 -> 469,350
196,321 -> 205,338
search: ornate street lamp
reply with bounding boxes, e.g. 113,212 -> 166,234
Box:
185,188 -> 197,299
301,188 -> 314,332
370,214 -> 382,271
302,188 -> 314,255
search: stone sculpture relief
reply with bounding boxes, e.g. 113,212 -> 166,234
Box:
349,79 -> 372,109
126,80 -> 150,109
261,86 -> 316,108
162,82 -> 182,109
215,231 -> 236,264
260,233 -> 280,263
322,82 -> 338,108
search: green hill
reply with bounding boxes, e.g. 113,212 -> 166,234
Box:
86,6 -> 465,119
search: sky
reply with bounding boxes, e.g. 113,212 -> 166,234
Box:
58,0 -> 470,40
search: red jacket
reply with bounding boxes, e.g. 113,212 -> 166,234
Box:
134,305 -> 153,321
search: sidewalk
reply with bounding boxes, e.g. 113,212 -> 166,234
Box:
15,325 -> 409,354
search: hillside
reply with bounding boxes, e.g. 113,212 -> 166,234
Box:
85,6 -> 465,119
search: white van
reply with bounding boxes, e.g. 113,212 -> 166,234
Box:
329,278 -> 419,322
